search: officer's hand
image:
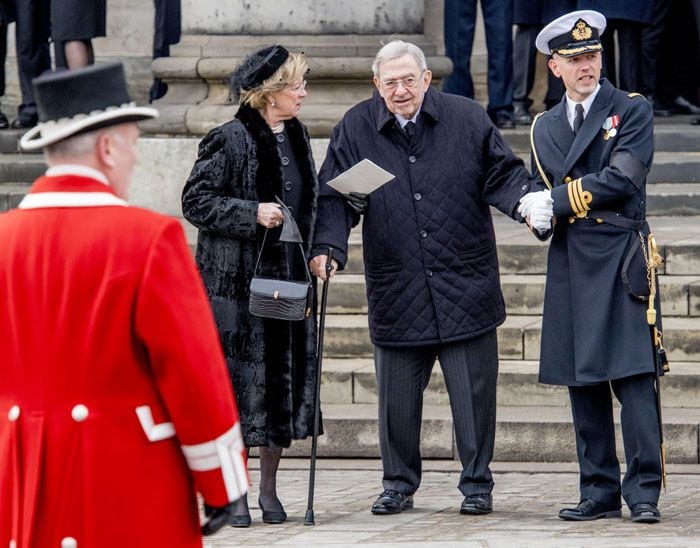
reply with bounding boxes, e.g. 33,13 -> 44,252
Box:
201,501 -> 237,536
529,202 -> 554,232
345,192 -> 369,215
517,189 -> 552,220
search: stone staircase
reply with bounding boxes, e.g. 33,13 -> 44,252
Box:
1,117 -> 699,465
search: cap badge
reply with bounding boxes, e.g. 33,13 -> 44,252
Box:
572,20 -> 593,41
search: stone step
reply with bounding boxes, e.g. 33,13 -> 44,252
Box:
0,183 -> 31,211
327,273 -> 700,317
646,183 -> 700,216
0,154 -> 46,184
344,215 -> 700,276
0,130 -> 26,154
322,314 -> 700,362
502,124 -> 700,154
321,358 -> 700,408
284,403 -> 700,463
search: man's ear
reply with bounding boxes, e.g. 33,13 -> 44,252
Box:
373,75 -> 382,95
95,131 -> 116,169
422,69 -> 433,87
548,57 -> 561,79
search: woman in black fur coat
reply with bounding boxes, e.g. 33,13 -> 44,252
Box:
182,45 -> 319,527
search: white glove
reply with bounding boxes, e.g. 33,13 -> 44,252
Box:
518,190 -> 553,232
529,203 -> 553,232
517,189 -> 552,219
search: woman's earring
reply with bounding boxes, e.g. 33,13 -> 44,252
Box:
271,100 -> 276,107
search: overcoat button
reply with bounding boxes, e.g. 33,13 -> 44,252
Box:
521,185 -> 528,191
426,269 -> 433,277
8,405 -> 20,422
408,155 -> 416,163
71,404 -> 89,422
413,193 -> 422,201
564,176 -> 572,183
284,181 -> 293,191
276,134 -> 285,143
281,157 -> 289,166
420,230 -> 427,238
61,537 -> 78,548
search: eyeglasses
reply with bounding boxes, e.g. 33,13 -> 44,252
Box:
286,79 -> 307,93
380,73 -> 423,91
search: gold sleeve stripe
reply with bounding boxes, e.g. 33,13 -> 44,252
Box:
576,179 -> 592,211
568,181 -> 582,213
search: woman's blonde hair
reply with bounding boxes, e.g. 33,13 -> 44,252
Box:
239,52 -> 308,109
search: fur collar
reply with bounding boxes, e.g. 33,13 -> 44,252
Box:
235,104 -> 317,250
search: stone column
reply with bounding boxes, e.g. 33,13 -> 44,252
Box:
147,0 -> 452,137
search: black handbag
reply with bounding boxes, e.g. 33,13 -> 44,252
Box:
249,198 -> 312,321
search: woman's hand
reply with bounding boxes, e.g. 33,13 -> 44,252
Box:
257,202 -> 284,228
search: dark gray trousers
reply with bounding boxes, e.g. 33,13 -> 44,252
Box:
569,373 -> 662,508
374,330 -> 498,497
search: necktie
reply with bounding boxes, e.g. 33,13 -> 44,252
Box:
573,103 -> 584,135
403,121 -> 415,140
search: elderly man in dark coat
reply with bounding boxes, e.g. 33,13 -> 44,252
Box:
524,10 -> 663,523
310,40 -> 543,516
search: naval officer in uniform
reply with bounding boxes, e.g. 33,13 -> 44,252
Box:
518,10 -> 663,523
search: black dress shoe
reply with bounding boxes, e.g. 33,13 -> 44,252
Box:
513,103 -> 533,125
460,493 -> 493,515
0,111 -> 8,130
630,502 -> 660,523
259,497 -> 287,524
558,498 -> 621,521
645,94 -> 671,117
10,112 -> 38,129
495,111 -> 516,129
668,95 -> 700,115
371,489 -> 414,515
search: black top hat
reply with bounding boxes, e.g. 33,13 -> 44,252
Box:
536,10 -> 606,57
20,62 -> 158,151
230,45 -> 290,95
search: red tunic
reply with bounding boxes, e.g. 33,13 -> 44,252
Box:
0,170 -> 249,547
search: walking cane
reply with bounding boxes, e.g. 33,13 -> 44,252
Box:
305,247 -> 334,526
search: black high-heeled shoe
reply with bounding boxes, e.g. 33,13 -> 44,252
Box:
259,497 -> 287,524
228,513 -> 252,528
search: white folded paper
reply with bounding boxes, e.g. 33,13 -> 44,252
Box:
325,158 -> 395,195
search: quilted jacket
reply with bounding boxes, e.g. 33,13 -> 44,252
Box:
312,87 -> 537,346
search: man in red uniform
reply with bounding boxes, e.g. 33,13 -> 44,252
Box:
0,62 -> 249,547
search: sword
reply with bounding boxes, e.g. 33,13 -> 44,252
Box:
645,233 -> 669,491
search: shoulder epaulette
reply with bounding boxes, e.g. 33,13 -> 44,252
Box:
627,92 -> 645,99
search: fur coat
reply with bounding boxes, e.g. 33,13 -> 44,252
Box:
182,104 -> 319,447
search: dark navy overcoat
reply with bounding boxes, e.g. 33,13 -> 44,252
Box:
576,0 -> 654,24
514,0 -> 576,25
312,87 -> 537,347
531,78 -> 657,385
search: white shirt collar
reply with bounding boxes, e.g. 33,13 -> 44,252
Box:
45,164 -> 110,186
395,109 -> 421,129
565,83 -> 601,130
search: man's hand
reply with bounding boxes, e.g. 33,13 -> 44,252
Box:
310,255 -> 339,281
518,190 -> 553,232
201,501 -> 237,536
257,202 -> 284,228
345,192 -> 369,215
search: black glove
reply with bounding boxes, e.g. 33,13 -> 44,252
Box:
344,192 -> 369,215
201,501 -> 236,536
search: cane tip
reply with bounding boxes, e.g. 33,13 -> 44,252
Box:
304,509 -> 315,525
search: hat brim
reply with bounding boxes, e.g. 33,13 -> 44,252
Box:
20,105 -> 159,151
552,42 -> 603,58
